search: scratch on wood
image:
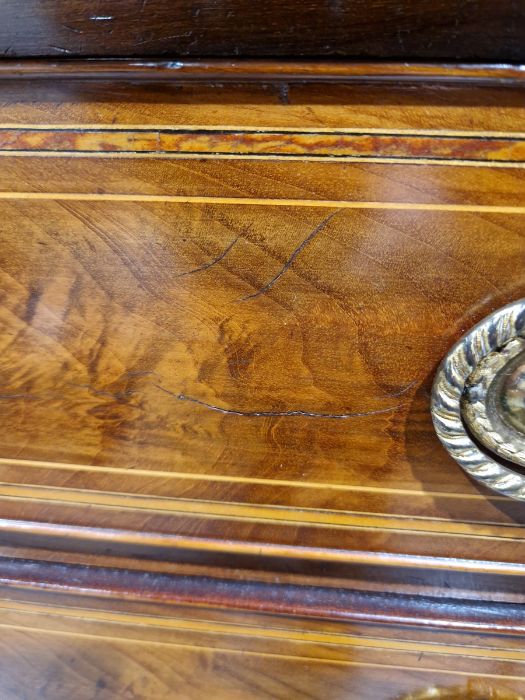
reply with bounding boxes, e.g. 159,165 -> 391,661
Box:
0,377 -> 404,419
61,24 -> 84,34
177,237 -> 239,277
156,384 -> 403,419
278,83 -> 291,105
240,209 -> 341,301
382,379 -> 418,398
134,31 -> 192,46
48,46 -> 73,54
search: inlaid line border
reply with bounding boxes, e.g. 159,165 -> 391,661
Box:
0,191 -> 524,214
3,151 -> 525,167
1,124 -> 525,167
1,124 -> 524,138
0,457 -> 510,501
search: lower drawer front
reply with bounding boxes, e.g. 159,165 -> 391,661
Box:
1,580 -> 525,700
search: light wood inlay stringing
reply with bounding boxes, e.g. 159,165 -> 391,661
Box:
0,78 -> 524,579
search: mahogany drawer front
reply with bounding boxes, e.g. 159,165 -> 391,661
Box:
0,65 -> 524,698
0,77 -> 524,574
1,566 -> 525,700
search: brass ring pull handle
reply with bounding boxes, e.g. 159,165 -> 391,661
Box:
431,299 -> 525,500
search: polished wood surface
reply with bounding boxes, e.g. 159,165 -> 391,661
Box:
0,0 -> 524,61
2,124 -> 525,165
1,59 -> 525,86
0,66 -> 524,697
1,565 -> 525,699
0,77 -> 524,576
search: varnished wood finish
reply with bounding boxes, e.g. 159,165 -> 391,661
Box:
0,1 -> 524,61
2,124 -> 525,166
0,59 -> 525,86
0,77 -> 524,574
1,563 -> 525,699
0,66 -> 524,696
4,558 -> 525,634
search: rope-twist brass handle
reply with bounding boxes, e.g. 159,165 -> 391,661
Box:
431,299 -> 525,500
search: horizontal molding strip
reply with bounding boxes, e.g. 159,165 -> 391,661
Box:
2,518 -> 525,574
4,558 -> 525,634
0,126 -> 524,166
0,60 -> 524,87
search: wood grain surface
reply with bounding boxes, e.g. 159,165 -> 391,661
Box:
0,0 -> 524,61
0,76 -> 524,581
1,564 -> 525,699
1,60 -> 525,86
0,64 -> 524,698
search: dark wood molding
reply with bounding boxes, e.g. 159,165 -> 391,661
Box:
2,556 -> 525,634
1,0 -> 524,62
0,59 -> 524,86
3,517 -> 525,611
